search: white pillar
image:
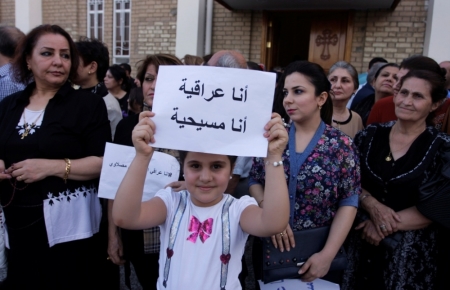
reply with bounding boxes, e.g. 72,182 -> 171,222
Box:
175,0 -> 206,59
15,0 -> 42,33
204,0 -> 213,55
423,0 -> 450,62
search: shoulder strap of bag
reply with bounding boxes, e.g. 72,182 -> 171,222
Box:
220,195 -> 234,290
163,191 -> 188,287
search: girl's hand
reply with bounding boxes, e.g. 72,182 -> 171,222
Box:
299,251 -> 333,282
264,113 -> 288,157
355,219 -> 384,246
5,159 -> 54,183
0,160 -> 11,180
271,223 -> 295,252
132,111 -> 156,157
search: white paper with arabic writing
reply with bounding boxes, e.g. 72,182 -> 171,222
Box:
258,278 -> 340,290
98,143 -> 180,201
151,65 -> 276,157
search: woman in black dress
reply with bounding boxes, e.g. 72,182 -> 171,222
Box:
0,24 -> 111,289
342,69 -> 450,290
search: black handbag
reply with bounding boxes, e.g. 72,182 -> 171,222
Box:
262,226 -> 348,283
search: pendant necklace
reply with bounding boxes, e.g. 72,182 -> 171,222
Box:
386,126 -> 426,162
21,109 -> 45,139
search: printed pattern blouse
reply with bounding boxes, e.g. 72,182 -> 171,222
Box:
249,125 -> 361,231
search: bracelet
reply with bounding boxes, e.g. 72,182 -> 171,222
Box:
264,160 -> 283,167
257,199 -> 264,207
63,158 -> 71,184
359,193 -> 371,203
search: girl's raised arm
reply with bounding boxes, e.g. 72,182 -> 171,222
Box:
112,111 -> 167,230
240,113 -> 290,236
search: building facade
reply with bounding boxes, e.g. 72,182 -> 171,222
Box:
1,0 -> 449,75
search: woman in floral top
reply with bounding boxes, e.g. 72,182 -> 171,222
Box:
249,61 -> 361,283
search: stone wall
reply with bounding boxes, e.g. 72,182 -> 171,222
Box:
39,0 -> 178,74
42,0 -> 82,41
351,0 -> 428,73
211,3 -> 262,63
130,0 -> 177,71
0,0 -> 16,26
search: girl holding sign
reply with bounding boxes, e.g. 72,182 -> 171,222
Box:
112,111 -> 290,290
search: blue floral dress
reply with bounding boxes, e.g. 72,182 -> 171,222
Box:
249,124 -> 361,231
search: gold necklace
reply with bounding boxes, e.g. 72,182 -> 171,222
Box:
385,126 -> 426,162
21,109 -> 45,139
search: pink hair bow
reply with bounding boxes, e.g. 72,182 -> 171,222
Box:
187,216 -> 213,243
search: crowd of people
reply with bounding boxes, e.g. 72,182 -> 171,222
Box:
0,23 -> 449,290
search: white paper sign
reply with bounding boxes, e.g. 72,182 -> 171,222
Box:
98,143 -> 180,201
258,279 -> 340,290
151,65 -> 276,157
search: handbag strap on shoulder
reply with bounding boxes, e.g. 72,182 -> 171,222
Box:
163,190 -> 188,287
220,195 -> 234,290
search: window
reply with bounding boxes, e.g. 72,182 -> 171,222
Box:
87,0 -> 104,41
113,0 -> 131,64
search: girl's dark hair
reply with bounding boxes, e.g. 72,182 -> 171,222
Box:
108,64 -> 130,92
399,69 -> 447,125
12,24 -> 79,84
274,61 -> 333,125
136,54 -> 183,85
128,87 -> 144,111
75,37 -> 109,82
374,63 -> 400,79
178,151 -> 237,169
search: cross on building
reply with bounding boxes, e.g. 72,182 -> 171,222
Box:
316,29 -> 338,61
